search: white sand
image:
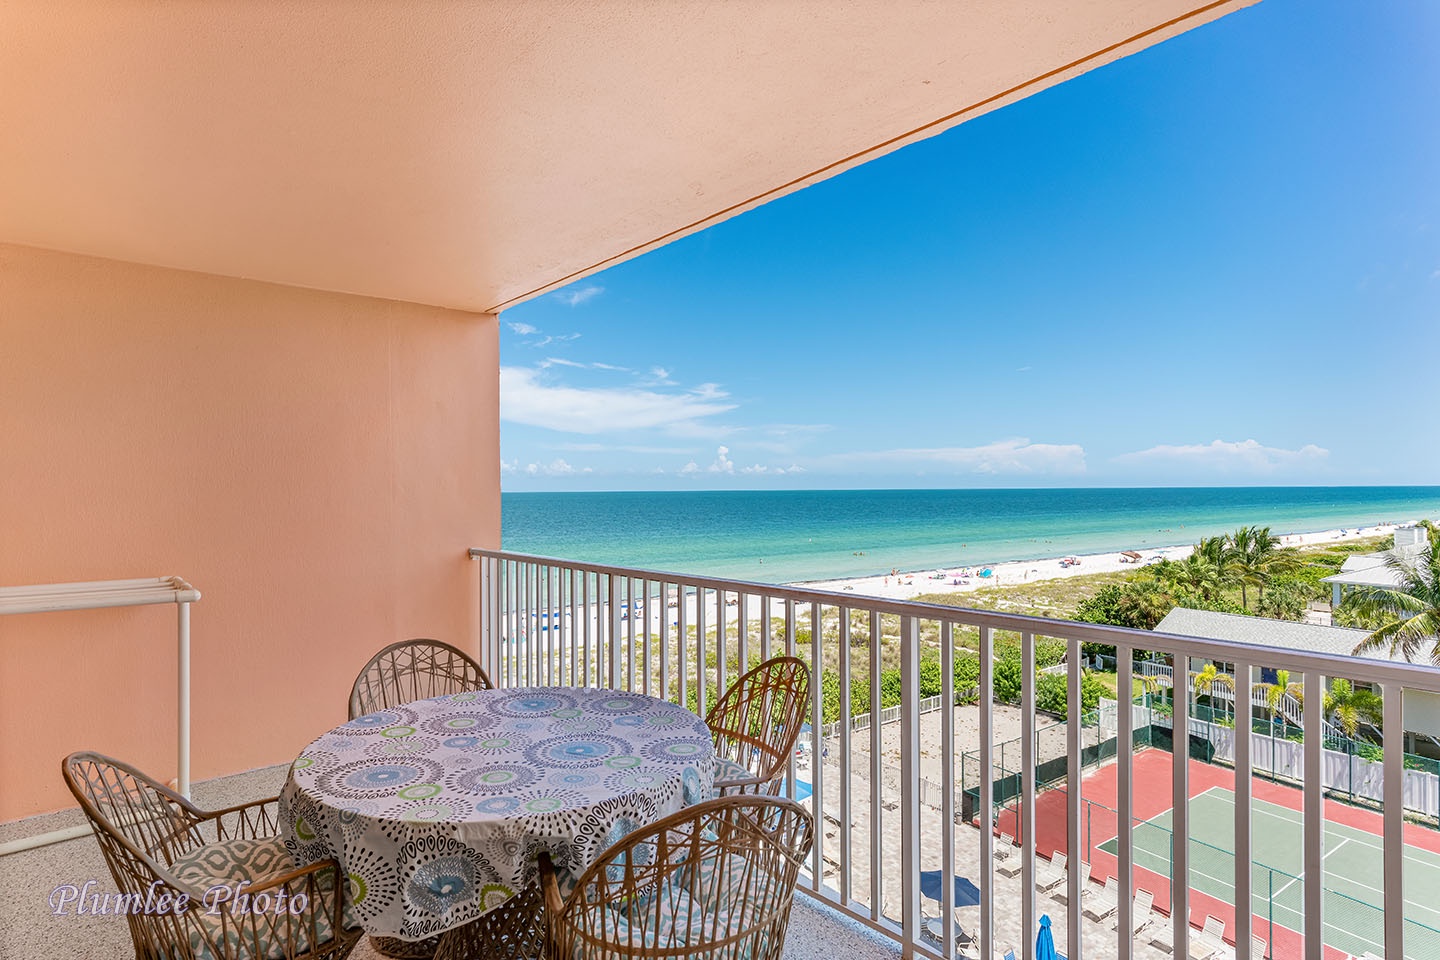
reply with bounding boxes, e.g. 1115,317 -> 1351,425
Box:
797,522 -> 1406,601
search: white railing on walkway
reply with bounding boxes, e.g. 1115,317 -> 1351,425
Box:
471,548 -> 1440,960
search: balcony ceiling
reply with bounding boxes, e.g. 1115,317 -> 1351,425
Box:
0,1 -> 1254,313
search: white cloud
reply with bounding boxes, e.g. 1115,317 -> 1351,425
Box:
639,366 -> 677,386
507,322 -> 538,335
501,367 -> 736,434
708,446 -> 735,474
591,362 -> 632,373
680,461 -> 701,475
690,383 -> 727,401
1114,439 -> 1329,472
537,357 -> 587,369
500,459 -> 518,473
556,285 -> 604,307
516,458 -> 580,477
823,438 -> 1086,475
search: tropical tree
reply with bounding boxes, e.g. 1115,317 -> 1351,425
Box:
1161,551 -> 1223,601
1261,669 -> 1304,728
1225,526 -> 1301,610
1192,662 -> 1236,722
1319,679 -> 1384,739
1350,545 -> 1440,664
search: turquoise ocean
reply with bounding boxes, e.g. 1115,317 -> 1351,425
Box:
500,487 -> 1440,586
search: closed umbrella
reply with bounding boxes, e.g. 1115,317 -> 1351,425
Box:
918,870 -> 981,907
1036,913 -> 1059,960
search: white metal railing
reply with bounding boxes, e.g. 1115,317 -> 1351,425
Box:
0,576 -> 200,857
470,549 -> 1440,960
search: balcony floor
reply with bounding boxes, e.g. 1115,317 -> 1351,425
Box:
0,764 -> 902,960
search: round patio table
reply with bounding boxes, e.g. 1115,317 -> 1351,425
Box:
279,686 -> 717,945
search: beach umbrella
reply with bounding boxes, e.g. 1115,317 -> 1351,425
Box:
1036,913 -> 1059,960
918,870 -> 981,907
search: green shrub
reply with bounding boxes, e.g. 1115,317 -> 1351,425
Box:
1034,670 -> 1106,720
919,658 -> 944,699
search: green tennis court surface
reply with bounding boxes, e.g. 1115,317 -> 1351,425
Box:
1097,787 -> 1440,958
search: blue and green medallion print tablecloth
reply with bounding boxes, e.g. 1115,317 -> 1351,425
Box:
279,687 -> 716,942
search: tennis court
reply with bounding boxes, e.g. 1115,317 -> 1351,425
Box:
1095,785 -> 1440,958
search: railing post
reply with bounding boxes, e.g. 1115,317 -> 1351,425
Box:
869,608 -> 883,923
1021,630 -> 1036,960
978,625 -> 994,960
941,622 -> 957,955
900,615 -> 921,958
838,606 -> 853,905
1383,682 -> 1404,959
1235,659 -> 1253,960
1066,635 -> 1082,959
1173,653 -> 1189,957
608,575 -> 622,689
1117,643 -> 1133,960
1303,669 -> 1323,960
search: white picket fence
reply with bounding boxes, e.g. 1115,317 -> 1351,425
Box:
820,693 -> 946,737
1100,699 -> 1440,818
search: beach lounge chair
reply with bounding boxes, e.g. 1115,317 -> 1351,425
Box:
1081,876 -> 1119,922
996,833 -> 1022,877
1036,851 -> 1067,892
1148,915 -> 1217,960
1196,915 -> 1231,959
1252,934 -> 1268,959
1049,860 -> 1089,903
1146,915 -> 1174,955
1111,888 -> 1154,935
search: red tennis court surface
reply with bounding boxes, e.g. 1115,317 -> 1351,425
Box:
993,747 -> 1440,959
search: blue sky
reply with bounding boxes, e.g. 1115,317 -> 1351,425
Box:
499,0 -> 1440,492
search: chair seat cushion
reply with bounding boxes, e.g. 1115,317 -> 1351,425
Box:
168,836 -> 356,960
171,836 -> 294,888
585,886 -> 759,953
712,756 -> 757,791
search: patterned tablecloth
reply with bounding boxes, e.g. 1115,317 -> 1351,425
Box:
279,687 -> 717,942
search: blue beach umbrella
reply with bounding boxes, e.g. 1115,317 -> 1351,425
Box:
1036,913 -> 1059,960
917,870 -> 981,907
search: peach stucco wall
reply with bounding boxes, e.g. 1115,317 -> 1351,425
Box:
0,243 -> 499,820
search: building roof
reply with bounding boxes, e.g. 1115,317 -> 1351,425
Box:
1154,606 -> 1435,667
1322,566 -> 1409,589
0,2 -> 1256,312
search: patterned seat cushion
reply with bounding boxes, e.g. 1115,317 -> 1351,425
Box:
579,887 -> 749,955
712,756 -> 758,791
172,837 -> 294,888
168,836 -> 356,960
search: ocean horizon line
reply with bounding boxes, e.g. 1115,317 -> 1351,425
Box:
501,486 -> 1440,585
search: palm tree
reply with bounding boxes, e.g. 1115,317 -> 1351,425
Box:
1319,679 -> 1384,739
1192,662 -> 1236,723
1225,525 -> 1300,609
1350,545 -> 1440,664
1261,668 -> 1304,728
1162,551 -> 1223,602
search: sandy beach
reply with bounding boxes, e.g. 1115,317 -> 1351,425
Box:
799,521 -> 1407,601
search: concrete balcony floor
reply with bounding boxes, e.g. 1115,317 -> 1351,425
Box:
0,765 -> 901,960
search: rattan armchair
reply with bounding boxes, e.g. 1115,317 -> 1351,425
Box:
539,795 -> 814,960
62,751 -> 359,960
348,638 -> 493,720
704,656 -> 810,796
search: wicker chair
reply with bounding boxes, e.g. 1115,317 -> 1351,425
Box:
539,795 -> 814,960
348,639 -> 493,720
61,751 -> 360,960
431,881 -> 547,960
704,656 -> 810,796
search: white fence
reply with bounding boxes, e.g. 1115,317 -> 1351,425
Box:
1102,699 -> 1440,819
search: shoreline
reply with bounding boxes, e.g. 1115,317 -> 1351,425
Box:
795,521 -> 1409,602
